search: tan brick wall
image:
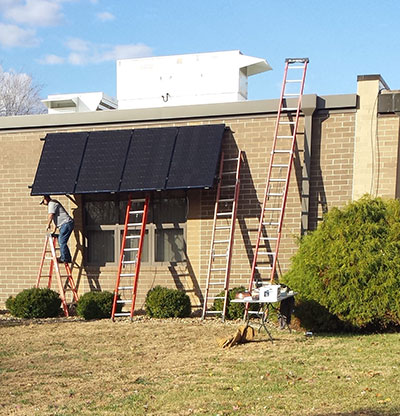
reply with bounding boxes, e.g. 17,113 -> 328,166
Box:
309,112 -> 356,229
1,107 -> 398,311
375,115 -> 400,198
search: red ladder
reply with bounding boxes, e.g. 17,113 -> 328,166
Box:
201,150 -> 243,321
245,58 -> 308,315
111,194 -> 149,320
36,233 -> 79,317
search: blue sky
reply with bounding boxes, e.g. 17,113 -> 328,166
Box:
0,0 -> 399,101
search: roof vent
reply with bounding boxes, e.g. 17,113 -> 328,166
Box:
42,92 -> 117,114
116,50 -> 272,109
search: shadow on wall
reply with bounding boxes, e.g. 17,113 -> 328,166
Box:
309,113 -> 329,230
70,205 -> 102,294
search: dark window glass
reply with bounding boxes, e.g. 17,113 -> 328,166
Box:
155,228 -> 185,262
87,230 -> 115,265
85,201 -> 118,225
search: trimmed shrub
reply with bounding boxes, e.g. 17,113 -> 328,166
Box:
283,195 -> 400,331
76,291 -> 118,320
145,286 -> 191,318
6,287 -> 61,318
213,286 -> 258,320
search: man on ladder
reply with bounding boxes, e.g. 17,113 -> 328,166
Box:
40,195 -> 74,264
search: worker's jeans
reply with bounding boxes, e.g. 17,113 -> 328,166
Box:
58,220 -> 74,263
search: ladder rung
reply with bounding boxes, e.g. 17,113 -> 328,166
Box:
208,296 -> 225,300
216,212 -> 232,217
127,223 -> 142,227
209,281 -> 226,285
288,65 -> 305,69
211,268 -> 226,271
117,299 -> 132,303
272,164 -> 289,168
215,226 -> 231,229
120,273 -> 135,277
205,310 -> 223,314
220,185 -> 236,189
222,171 -> 237,175
273,150 -> 292,154
122,260 -> 136,264
129,210 -> 144,214
269,178 -> 286,182
284,93 -> 300,97
114,312 -> 131,317
277,135 -> 294,139
255,266 -> 273,270
261,237 -> 278,241
262,222 -> 279,226
279,121 -> 296,125
118,286 -> 134,290
223,157 -> 239,162
213,254 -> 227,258
126,235 -> 140,239
124,248 -> 138,252
281,107 -> 298,112
286,80 -> 303,83
265,207 -> 282,211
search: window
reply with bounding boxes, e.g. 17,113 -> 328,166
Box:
84,195 -> 187,266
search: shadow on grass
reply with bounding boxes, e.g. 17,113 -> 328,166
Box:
314,410 -> 400,416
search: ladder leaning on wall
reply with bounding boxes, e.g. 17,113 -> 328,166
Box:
36,233 -> 79,317
111,194 -> 149,321
245,58 -> 309,318
201,150 -> 243,321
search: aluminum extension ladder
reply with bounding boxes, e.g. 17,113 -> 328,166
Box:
111,194 -> 149,320
201,150 -> 243,321
36,233 -> 79,317
245,58 -> 308,318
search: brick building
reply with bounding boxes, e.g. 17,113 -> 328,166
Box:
0,74 -> 399,311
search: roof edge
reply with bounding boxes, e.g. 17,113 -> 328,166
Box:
0,94 -> 357,132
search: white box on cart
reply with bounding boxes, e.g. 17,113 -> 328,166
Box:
259,285 -> 281,302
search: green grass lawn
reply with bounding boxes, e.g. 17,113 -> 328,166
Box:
0,316 -> 399,415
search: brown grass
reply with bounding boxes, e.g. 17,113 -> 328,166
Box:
1,314 -> 400,416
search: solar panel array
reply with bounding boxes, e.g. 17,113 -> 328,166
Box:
31,124 -> 225,195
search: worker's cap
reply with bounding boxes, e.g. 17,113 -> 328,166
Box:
40,195 -> 50,205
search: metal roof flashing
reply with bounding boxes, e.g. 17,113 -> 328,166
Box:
0,94 -> 357,132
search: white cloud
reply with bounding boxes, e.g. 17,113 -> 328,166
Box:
96,11 -> 115,22
96,43 -> 153,63
68,51 -> 87,65
0,22 -> 38,47
3,0 -> 64,27
39,54 -> 65,65
65,37 -> 90,52
40,38 -> 152,66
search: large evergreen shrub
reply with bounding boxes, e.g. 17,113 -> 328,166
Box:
6,287 -> 61,318
76,291 -> 117,320
145,286 -> 191,318
284,196 -> 400,330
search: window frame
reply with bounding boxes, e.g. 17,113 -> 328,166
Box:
83,193 -> 187,267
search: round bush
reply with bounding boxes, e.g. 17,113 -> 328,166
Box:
76,291 -> 117,320
145,286 -> 191,318
213,286 -> 258,320
6,287 -> 61,318
284,196 -> 400,330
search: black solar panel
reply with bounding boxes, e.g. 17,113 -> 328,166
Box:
31,124 -> 225,195
166,124 -> 225,189
120,127 -> 178,192
31,132 -> 88,196
75,130 -> 132,193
